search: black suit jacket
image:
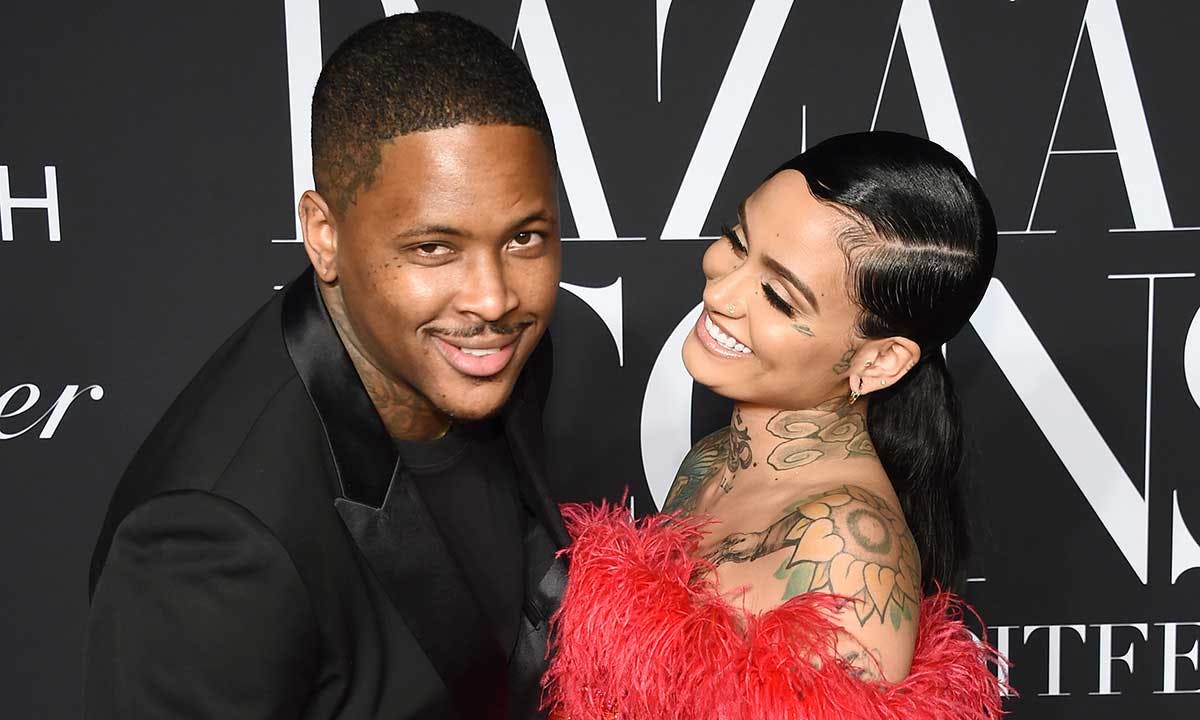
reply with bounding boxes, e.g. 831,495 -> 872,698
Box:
85,269 -> 569,719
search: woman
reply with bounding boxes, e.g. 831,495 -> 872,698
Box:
544,131 -> 1008,719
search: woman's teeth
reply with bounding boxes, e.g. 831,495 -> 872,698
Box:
705,314 -> 752,354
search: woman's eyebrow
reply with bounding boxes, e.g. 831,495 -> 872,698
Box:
738,198 -> 821,313
762,254 -> 821,314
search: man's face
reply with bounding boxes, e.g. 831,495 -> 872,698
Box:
329,124 -> 560,421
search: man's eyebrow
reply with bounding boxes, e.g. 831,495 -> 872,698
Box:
393,211 -> 556,241
393,224 -> 468,239
763,254 -> 821,314
505,211 -> 556,234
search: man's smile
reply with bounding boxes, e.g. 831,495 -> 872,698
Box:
431,331 -> 523,378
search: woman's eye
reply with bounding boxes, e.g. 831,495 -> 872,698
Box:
761,282 -> 795,317
721,224 -> 746,254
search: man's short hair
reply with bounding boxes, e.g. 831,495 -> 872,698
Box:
312,11 -> 554,212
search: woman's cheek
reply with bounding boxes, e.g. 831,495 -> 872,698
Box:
751,318 -> 796,368
701,239 -> 736,280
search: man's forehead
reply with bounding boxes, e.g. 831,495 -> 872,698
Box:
371,125 -> 550,181
358,126 -> 551,196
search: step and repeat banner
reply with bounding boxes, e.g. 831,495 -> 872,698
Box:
2,0 -> 1198,717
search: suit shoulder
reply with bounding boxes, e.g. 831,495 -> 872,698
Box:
90,489 -> 309,598
93,294 -> 329,586
85,490 -> 319,712
110,490 -> 283,549
121,370 -> 309,497
118,287 -> 307,491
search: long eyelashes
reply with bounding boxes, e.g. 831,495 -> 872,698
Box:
721,224 -> 746,254
721,223 -> 796,318
761,282 -> 795,317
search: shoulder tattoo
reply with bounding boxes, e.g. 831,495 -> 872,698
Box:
705,485 -> 920,629
663,428 -> 729,514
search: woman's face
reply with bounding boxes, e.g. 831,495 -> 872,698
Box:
682,169 -> 866,410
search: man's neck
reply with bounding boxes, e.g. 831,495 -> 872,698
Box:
320,283 -> 451,441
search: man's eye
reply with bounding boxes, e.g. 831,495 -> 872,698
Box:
414,243 -> 450,256
508,231 -> 544,250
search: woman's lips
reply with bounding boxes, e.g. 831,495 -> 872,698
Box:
432,335 -> 520,377
694,312 -> 754,359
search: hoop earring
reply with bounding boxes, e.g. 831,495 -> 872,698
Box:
849,377 -> 864,405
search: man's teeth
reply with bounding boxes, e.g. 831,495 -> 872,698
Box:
705,314 -> 752,354
459,347 -> 501,357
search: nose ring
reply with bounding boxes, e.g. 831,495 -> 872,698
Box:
726,303 -> 737,315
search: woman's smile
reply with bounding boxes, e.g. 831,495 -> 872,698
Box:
695,311 -> 755,358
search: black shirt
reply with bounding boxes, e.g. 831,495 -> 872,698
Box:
395,418 -> 525,658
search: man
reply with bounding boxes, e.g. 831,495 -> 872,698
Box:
85,12 -> 567,719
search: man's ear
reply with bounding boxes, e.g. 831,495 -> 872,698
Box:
848,336 -> 922,397
300,190 -> 338,283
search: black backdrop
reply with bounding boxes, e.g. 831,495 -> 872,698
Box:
3,1 -> 1199,717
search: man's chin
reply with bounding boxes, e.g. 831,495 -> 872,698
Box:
440,402 -> 503,422
432,379 -> 518,422
419,340 -> 537,421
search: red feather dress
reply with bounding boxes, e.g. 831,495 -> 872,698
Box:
543,502 -> 1010,720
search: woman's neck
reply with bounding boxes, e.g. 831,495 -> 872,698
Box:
724,397 -> 880,494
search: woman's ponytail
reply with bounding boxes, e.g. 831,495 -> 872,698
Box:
776,131 -> 997,593
867,351 -> 968,592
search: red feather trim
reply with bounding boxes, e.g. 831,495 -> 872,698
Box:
544,502 -> 1011,720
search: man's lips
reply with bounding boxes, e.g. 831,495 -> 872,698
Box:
431,333 -> 521,377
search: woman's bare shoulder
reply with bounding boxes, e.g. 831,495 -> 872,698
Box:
708,483 -> 922,681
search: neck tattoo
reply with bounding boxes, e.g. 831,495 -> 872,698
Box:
719,409 -> 754,494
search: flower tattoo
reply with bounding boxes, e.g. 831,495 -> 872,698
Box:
705,485 -> 920,630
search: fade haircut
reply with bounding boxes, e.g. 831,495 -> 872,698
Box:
311,12 -> 554,213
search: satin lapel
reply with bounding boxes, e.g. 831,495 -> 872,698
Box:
282,270 -> 507,719
507,522 -> 569,719
336,470 -> 508,720
281,269 -> 394,506
502,336 -> 570,717
503,337 -> 570,550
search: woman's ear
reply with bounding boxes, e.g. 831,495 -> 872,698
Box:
300,190 -> 339,283
849,337 -> 922,397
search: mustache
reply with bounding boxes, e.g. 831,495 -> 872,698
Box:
428,320 -> 534,338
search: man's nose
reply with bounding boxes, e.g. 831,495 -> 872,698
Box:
456,254 -> 520,322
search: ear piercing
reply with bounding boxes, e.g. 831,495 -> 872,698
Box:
850,361 -> 873,405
